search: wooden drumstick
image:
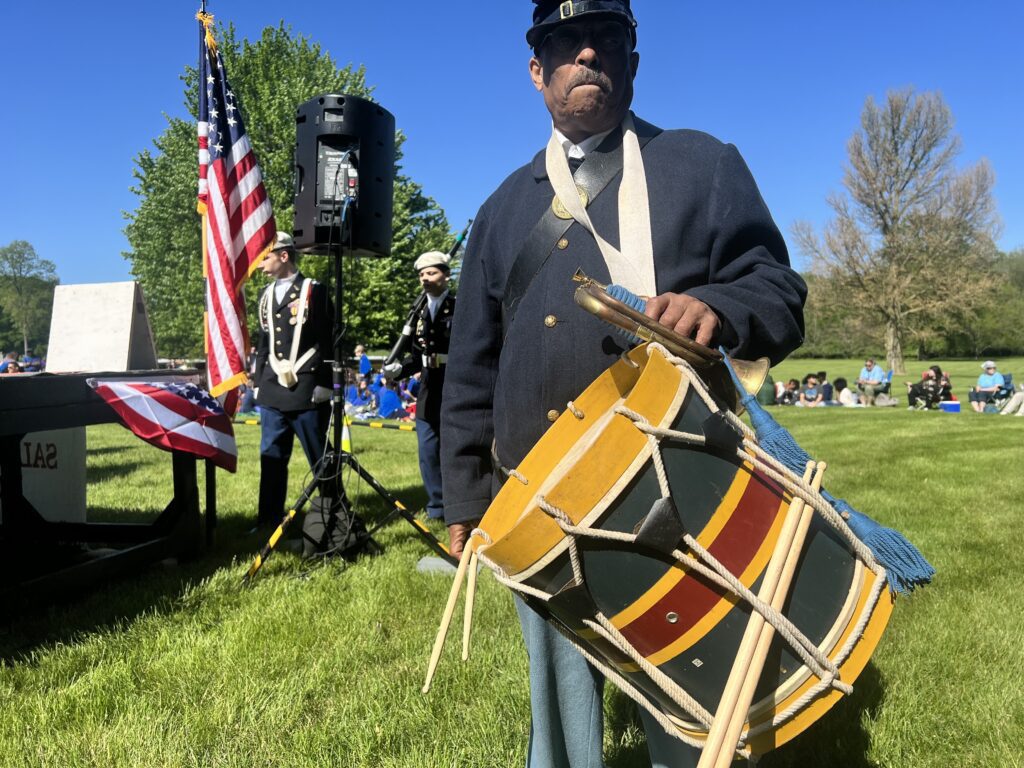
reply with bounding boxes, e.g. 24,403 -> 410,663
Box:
462,548 -> 479,661
698,461 -> 821,768
423,537 -> 477,694
713,462 -> 827,767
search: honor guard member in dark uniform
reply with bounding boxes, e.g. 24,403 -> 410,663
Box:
253,231 -> 334,529
440,2 -> 807,766
384,251 -> 455,520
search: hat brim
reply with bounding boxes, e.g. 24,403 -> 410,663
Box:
527,10 -> 637,49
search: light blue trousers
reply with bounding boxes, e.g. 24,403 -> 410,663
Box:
516,598 -> 703,768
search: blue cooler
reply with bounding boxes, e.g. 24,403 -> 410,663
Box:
939,401 -> 961,413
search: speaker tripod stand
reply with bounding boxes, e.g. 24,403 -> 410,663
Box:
243,434 -> 456,583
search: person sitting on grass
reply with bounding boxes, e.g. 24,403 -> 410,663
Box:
776,378 -> 800,405
817,370 -> 834,402
376,379 -> 410,420
833,377 -> 862,406
797,373 -> 824,407
969,360 -> 1004,413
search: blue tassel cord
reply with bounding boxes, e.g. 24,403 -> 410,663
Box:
723,357 -> 935,595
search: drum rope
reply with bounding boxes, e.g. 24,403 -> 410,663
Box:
588,613 -> 715,728
470,543 -> 714,750
536,500 -> 586,584
535,496 -> 848,695
597,403 -> 847,692
625,344 -> 880,575
507,467 -> 529,485
551,614 -> 710,751
739,572 -> 886,745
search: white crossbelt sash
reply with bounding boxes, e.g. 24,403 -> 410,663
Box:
265,278 -> 316,389
545,113 -> 656,297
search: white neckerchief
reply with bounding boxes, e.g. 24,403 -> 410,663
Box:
426,289 -> 448,320
273,273 -> 298,303
545,113 -> 656,296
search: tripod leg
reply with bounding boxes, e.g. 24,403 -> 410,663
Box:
342,452 -> 456,566
243,475 -> 320,583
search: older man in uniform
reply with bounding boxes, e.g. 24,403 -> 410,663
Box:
440,2 -> 807,766
253,231 -> 334,529
385,251 -> 456,520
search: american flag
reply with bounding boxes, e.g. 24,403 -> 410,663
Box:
89,379 -> 238,473
197,12 -> 275,402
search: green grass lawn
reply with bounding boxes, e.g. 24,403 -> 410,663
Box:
1,364 -> 1023,767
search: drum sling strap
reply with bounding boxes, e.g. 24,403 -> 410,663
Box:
500,118 -> 662,334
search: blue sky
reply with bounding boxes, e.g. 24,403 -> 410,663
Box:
2,1 -> 1021,286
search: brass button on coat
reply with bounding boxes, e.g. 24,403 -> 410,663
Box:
547,409 -> 560,422
556,238 -> 569,250
544,315 -> 558,328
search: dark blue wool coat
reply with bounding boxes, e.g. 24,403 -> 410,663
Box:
397,293 -> 456,429
440,118 -> 807,525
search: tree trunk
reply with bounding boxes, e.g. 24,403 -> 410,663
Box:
885,321 -> 905,375
22,330 -> 29,357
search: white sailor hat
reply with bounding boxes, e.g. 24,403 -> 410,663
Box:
414,251 -> 451,273
271,231 -> 295,251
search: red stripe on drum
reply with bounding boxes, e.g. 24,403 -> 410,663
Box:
617,468 -> 788,659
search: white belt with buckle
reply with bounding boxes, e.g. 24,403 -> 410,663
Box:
422,353 -> 448,368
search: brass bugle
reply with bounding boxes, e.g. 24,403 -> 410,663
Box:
571,270 -> 770,413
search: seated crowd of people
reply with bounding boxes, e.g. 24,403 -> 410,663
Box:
773,359 -> 957,410
771,357 -> 1021,414
236,344 -> 419,421
344,345 -> 418,421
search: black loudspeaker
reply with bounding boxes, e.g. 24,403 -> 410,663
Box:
293,94 -> 395,257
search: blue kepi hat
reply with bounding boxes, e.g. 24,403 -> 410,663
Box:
527,0 -> 637,49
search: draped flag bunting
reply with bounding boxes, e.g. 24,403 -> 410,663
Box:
89,379 -> 238,472
196,10 -> 275,403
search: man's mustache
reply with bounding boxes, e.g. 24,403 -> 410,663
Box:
567,69 -> 611,92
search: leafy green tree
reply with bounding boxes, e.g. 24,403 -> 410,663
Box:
124,22 -> 451,358
0,302 -> 19,353
943,249 -> 1024,357
0,240 -> 58,356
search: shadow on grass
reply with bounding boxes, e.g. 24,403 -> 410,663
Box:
86,445 -> 133,457
0,478 -> 431,663
604,663 -> 885,768
86,459 -> 147,485
758,662 -> 885,768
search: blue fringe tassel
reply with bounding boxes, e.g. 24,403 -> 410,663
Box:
721,354 -> 935,595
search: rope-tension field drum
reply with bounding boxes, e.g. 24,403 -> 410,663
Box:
424,279 -> 931,766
